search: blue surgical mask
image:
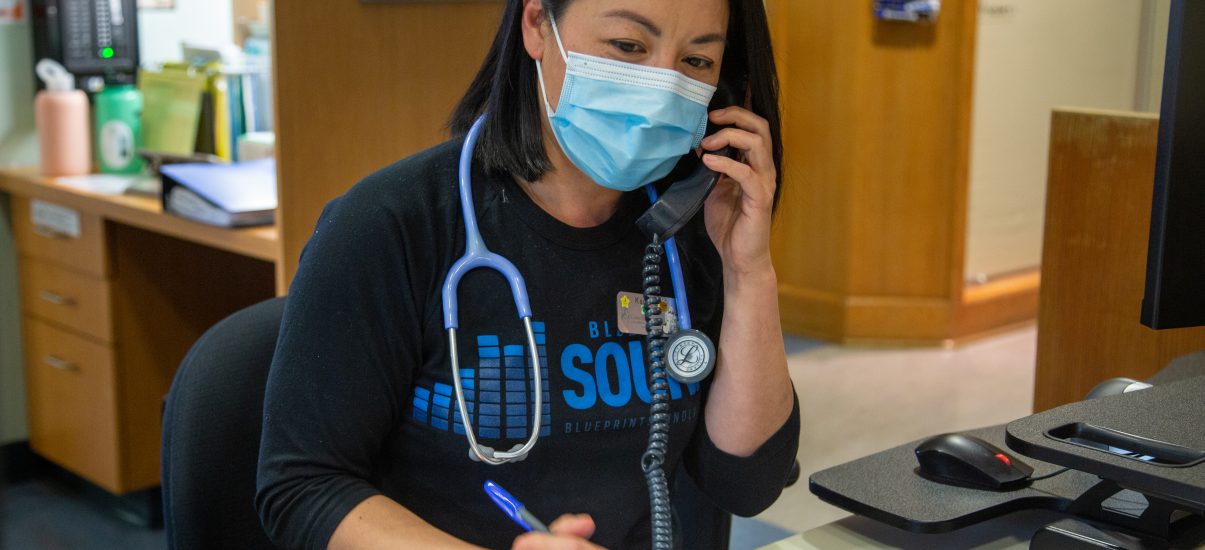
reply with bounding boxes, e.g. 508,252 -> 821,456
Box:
536,13 -> 717,192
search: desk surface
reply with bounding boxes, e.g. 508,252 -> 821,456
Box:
760,510 -> 1066,550
0,168 -> 280,263
762,510 -> 1205,550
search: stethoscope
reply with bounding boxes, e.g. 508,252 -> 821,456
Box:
441,115 -> 703,465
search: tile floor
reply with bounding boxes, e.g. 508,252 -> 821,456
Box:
0,326 -> 1039,549
750,325 -> 1038,535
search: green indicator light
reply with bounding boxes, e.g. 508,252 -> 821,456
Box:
101,47 -> 115,59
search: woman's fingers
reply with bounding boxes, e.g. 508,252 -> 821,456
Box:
511,514 -> 599,549
708,106 -> 772,145
701,106 -> 777,200
702,154 -> 772,209
512,533 -> 603,550
700,127 -> 772,172
512,515 -> 602,550
548,514 -> 596,538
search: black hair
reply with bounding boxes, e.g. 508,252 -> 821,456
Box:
449,0 -> 783,210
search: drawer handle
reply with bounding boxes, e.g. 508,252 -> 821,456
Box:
39,291 -> 76,306
43,355 -> 79,371
32,225 -> 71,240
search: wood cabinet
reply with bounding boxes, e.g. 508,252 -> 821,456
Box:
764,0 -> 1038,344
12,196 -> 123,491
19,258 -> 114,341
272,2 -> 504,288
1033,109 -> 1205,411
3,183 -> 277,494
22,318 -> 121,490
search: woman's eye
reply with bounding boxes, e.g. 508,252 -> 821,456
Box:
610,40 -> 643,54
685,57 -> 714,69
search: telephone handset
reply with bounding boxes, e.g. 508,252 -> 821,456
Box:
636,83 -> 742,241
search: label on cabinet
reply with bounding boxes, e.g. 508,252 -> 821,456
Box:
30,200 -> 81,238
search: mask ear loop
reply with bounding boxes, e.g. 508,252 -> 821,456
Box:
535,10 -> 569,116
547,11 -> 568,60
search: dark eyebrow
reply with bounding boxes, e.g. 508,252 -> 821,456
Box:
691,33 -> 727,46
604,9 -> 661,37
603,9 -> 727,46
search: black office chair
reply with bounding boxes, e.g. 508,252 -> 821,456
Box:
162,296 -> 284,550
161,296 -> 797,550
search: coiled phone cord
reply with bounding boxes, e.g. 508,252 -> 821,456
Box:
641,236 -> 674,550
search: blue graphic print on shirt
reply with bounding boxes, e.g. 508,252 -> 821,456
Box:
411,322 -> 552,440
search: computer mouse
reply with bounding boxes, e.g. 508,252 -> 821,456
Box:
914,433 -> 1034,490
1085,377 -> 1152,400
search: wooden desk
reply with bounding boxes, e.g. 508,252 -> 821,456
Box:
0,169 -> 278,262
1,169 -> 278,494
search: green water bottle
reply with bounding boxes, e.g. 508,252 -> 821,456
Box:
94,84 -> 145,175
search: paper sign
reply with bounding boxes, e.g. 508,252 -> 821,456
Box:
31,200 -> 82,238
0,0 -> 25,25
58,174 -> 140,195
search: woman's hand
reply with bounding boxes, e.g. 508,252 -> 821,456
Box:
699,107 -> 778,279
512,514 -> 604,550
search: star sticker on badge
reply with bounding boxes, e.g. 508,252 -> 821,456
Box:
620,295 -> 631,309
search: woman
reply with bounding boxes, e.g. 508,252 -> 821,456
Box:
256,0 -> 799,548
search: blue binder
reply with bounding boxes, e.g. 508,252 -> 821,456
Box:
160,159 -> 277,227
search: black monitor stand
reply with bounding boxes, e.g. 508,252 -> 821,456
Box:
1006,375 -> 1205,543
808,359 -> 1205,548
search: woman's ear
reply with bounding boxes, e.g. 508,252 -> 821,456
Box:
520,0 -> 547,62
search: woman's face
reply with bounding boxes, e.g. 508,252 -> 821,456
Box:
522,0 -> 730,113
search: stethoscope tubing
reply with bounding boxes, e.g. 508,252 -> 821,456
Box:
643,186 -> 693,331
440,114 -> 692,465
443,115 -> 542,464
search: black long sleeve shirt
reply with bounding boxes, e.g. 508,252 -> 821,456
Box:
255,139 -> 800,549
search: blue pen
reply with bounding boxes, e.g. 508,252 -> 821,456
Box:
484,480 -> 550,533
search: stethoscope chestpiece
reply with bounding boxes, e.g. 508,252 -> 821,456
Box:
468,444 -> 531,464
664,328 -> 716,385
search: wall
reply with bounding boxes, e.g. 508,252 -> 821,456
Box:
1137,0 -> 1171,113
0,17 -> 37,167
0,16 -> 37,445
964,0 -> 1144,280
138,0 -> 234,68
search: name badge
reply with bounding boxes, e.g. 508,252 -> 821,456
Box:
616,291 -> 678,336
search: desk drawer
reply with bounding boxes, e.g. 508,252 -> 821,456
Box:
23,317 -> 121,492
11,196 -> 108,277
20,258 -> 113,343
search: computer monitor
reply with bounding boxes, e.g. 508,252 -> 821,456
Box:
1141,0 -> 1205,330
